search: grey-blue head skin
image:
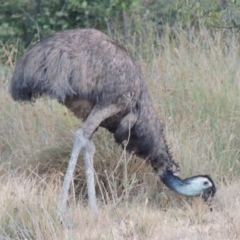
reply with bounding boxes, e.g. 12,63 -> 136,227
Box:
161,170 -> 216,208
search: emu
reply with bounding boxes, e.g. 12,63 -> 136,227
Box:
10,29 -> 216,217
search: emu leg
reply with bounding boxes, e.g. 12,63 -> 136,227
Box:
82,139 -> 97,215
114,112 -> 137,144
58,104 -> 122,219
58,128 -> 87,217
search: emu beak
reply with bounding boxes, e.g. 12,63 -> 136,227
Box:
202,185 -> 216,202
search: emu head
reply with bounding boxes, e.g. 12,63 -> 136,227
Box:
198,176 -> 216,202
161,170 -> 216,203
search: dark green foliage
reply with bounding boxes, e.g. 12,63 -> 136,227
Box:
0,0 -> 239,56
0,0 -> 139,47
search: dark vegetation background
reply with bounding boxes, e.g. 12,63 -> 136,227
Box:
0,0 -> 239,61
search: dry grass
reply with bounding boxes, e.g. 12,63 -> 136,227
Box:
1,27 -> 240,239
0,173 -> 240,239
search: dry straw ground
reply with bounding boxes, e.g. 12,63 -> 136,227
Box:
1,27 -> 240,239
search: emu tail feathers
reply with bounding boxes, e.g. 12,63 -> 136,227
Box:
10,55 -> 33,101
10,40 -> 75,102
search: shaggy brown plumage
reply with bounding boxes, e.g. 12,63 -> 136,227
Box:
10,28 -> 179,172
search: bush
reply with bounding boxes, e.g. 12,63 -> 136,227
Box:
0,0 -> 139,47
0,0 -> 239,61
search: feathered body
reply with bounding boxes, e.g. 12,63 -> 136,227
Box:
10,29 -> 178,173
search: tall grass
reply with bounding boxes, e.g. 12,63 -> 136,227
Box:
1,26 -> 240,238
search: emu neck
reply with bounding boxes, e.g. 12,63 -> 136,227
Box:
131,88 -> 176,172
161,171 -> 203,197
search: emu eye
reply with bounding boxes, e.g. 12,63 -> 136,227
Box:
203,181 -> 209,186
